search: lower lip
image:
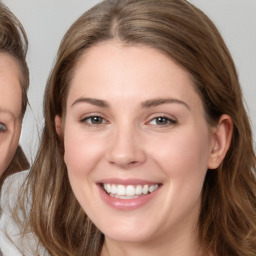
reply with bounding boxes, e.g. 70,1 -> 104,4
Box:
98,185 -> 160,211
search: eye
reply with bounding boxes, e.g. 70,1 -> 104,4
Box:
148,116 -> 177,126
81,115 -> 107,126
0,122 -> 7,132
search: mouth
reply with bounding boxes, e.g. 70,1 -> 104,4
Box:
101,183 -> 160,199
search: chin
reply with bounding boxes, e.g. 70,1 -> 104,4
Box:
100,223 -> 156,243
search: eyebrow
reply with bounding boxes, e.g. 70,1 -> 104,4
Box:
71,97 -> 109,108
71,97 -> 190,110
141,98 -> 190,110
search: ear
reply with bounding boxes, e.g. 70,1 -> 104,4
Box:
208,114 -> 233,169
55,115 -> 63,137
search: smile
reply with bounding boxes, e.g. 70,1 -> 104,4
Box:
98,181 -> 162,210
103,184 -> 159,199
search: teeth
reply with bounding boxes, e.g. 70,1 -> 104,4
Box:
149,185 -> 157,193
142,184 -> 149,194
107,184 -> 111,193
135,185 -> 143,195
117,185 -> 125,195
126,185 -> 135,196
103,183 -> 159,197
111,184 -> 117,194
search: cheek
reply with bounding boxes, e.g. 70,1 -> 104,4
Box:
150,126 -> 211,183
147,128 -> 211,222
0,141 -> 11,175
0,125 -> 21,175
63,126 -> 105,214
63,126 -> 105,177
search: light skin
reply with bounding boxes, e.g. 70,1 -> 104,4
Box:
0,53 -> 22,176
55,41 -> 232,256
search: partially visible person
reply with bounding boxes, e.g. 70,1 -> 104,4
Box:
0,2 -> 29,188
0,2 -> 29,255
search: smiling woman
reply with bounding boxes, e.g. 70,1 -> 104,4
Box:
2,0 -> 256,256
57,43 -> 224,244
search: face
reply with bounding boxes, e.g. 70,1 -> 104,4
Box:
0,53 -> 22,176
59,42 -> 219,246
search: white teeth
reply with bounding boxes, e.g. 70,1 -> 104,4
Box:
107,184 -> 111,193
111,184 -> 117,194
103,183 -> 159,197
149,185 -> 155,193
117,185 -> 126,196
142,184 -> 149,194
135,185 -> 143,195
126,185 -> 135,196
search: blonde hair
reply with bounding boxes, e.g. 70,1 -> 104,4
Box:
19,0 -> 256,255
0,3 -> 30,188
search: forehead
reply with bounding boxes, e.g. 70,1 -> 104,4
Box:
67,42 -> 202,110
0,53 -> 22,118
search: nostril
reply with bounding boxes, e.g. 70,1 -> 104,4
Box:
128,161 -> 138,165
108,159 -> 140,168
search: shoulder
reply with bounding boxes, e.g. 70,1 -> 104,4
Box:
1,170 -> 29,211
0,170 -> 49,256
4,169 -> 29,183
0,170 -> 29,255
1,169 -> 29,192
0,232 -> 24,256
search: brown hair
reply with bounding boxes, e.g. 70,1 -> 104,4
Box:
0,3 -> 30,188
20,0 -> 256,255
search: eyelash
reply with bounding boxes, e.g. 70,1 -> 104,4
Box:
79,114 -> 177,128
80,115 -> 108,127
147,115 -> 177,127
0,122 -> 7,132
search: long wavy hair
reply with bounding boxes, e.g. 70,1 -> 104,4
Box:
0,3 -> 30,189
19,0 -> 256,255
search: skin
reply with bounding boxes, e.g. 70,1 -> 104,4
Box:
56,41 -> 232,256
0,53 -> 22,176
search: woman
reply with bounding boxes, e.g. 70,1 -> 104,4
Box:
0,2 -> 30,255
0,2 -> 29,187
2,0 -> 256,255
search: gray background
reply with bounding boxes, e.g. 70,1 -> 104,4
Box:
3,0 -> 256,162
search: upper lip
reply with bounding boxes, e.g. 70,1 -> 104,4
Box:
97,178 -> 161,186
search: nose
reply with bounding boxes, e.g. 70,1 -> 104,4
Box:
106,125 -> 146,169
